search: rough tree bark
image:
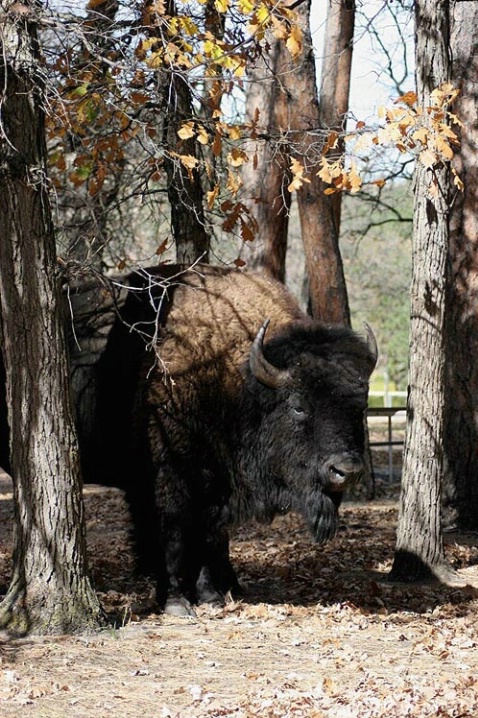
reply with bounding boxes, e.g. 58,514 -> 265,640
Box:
442,0 -> 478,530
296,0 -> 353,324
164,71 -> 210,264
240,42 -> 292,281
390,0 -> 458,583
66,0 -> 121,267
0,0 -> 104,634
241,0 -> 351,324
161,1 -> 209,264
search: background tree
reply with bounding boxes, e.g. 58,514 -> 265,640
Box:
0,0 -> 104,632
299,0 -> 354,324
390,0 -> 458,583
239,37 -> 291,281
442,0 -> 478,530
240,0 -> 352,324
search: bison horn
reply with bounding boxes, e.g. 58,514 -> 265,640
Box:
363,322 -> 378,372
250,320 -> 290,389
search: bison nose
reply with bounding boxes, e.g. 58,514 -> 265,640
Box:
325,454 -> 364,491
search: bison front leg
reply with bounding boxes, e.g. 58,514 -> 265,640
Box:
196,516 -> 242,605
158,517 -> 202,616
153,456 -> 201,616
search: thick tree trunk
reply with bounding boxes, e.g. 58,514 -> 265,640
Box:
241,0 -> 351,326
0,1 -> 104,634
442,0 -> 478,530
390,0 -> 457,583
296,0 -> 353,324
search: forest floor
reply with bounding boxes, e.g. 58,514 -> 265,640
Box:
1,461 -> 478,718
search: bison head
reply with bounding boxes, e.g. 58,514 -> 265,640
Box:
245,319 -> 377,543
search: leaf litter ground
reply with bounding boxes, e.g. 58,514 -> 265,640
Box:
1,465 -> 478,718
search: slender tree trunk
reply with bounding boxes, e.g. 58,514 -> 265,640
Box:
157,1 -> 209,264
0,0 -> 104,634
296,0 -> 353,324
390,0 -> 457,583
240,42 -> 291,281
442,0 -> 478,530
66,0 -> 121,267
164,71 -> 210,264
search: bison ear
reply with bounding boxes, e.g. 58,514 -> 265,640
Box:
363,322 -> 378,374
249,319 -> 290,389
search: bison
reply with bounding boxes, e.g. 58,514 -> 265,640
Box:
126,265 -> 378,616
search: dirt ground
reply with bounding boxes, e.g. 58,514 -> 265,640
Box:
1,465 -> 478,718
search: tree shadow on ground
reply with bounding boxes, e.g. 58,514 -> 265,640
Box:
228,504 -> 478,618
1,474 -> 478,622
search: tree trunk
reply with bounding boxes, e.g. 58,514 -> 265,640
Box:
390,0 -> 457,583
164,71 -> 210,264
296,0 -> 353,324
157,0 -> 210,265
0,0 -> 104,634
442,0 -> 478,530
66,0 -> 121,267
240,41 -> 291,281
241,0 -> 351,326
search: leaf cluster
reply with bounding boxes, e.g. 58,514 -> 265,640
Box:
287,83 -> 463,199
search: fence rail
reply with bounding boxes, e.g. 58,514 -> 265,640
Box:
367,406 -> 407,480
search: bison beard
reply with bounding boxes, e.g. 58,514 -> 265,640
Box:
123,266 -> 377,616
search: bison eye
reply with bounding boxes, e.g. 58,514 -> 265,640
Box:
292,405 -> 307,419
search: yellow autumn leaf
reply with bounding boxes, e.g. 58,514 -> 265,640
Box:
227,125 -> 242,140
419,148 -> 438,168
146,52 -> 163,69
227,169 -> 242,195
256,3 -> 270,25
214,0 -> 229,12
227,148 -> 249,167
440,82 -> 455,95
207,185 -> 220,210
317,160 -> 333,184
286,24 -> 302,58
435,135 -> 453,161
248,20 -> 265,40
177,122 -> 196,140
452,168 -> 464,191
197,128 -> 209,145
324,187 -> 337,195
448,112 -> 464,128
270,16 -> 288,40
180,16 -> 199,35
348,164 -> 362,194
412,127 -> 429,145
288,158 -> 310,192
318,157 -> 342,182
353,132 -> 375,153
172,153 -> 198,170
238,0 -> 254,13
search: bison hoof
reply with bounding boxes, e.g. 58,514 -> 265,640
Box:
164,596 -> 197,618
